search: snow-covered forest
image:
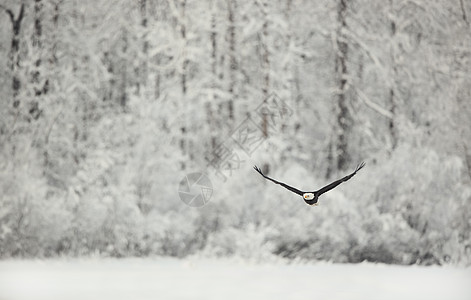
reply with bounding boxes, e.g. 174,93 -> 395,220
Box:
1,0 -> 470,266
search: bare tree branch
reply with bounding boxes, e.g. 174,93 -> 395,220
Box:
459,0 -> 470,26
356,89 -> 394,119
0,3 -> 25,29
0,4 -> 15,22
17,3 -> 25,23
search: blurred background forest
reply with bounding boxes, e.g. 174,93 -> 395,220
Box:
0,0 -> 470,266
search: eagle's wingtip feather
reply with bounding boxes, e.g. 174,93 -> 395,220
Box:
356,161 -> 366,172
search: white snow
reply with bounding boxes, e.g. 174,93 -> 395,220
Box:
0,258 -> 470,300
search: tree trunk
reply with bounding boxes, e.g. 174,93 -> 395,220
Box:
260,2 -> 270,138
138,0 -> 148,93
180,0 -> 187,169
207,0 -> 218,150
2,4 -> 25,109
120,31 -> 128,108
51,1 -> 61,65
333,0 -> 352,171
30,0 -> 45,120
388,0 -> 398,150
180,0 -> 187,96
153,1 -> 161,100
227,0 -> 236,121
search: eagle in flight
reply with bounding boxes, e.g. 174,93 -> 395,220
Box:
254,162 -> 365,206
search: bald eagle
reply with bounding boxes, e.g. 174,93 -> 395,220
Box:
253,162 -> 365,206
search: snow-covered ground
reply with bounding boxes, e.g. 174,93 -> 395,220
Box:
0,258 -> 470,300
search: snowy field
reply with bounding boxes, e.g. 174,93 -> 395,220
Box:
0,258 -> 470,300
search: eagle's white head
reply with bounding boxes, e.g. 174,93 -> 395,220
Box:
303,193 -> 314,200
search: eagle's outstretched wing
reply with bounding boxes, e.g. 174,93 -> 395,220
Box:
315,162 -> 365,196
253,165 -> 304,196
